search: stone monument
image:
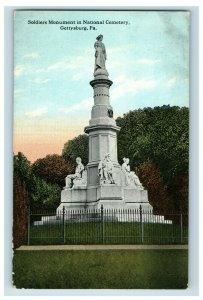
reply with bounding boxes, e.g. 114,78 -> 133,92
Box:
57,35 -> 153,212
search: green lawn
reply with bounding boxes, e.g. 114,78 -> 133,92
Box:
29,222 -> 188,245
13,250 -> 188,289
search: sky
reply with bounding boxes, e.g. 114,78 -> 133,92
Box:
13,10 -> 189,162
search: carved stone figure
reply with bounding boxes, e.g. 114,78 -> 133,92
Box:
122,158 -> 144,190
108,108 -> 113,118
94,34 -> 107,72
98,153 -> 115,184
121,157 -> 131,185
65,157 -> 85,188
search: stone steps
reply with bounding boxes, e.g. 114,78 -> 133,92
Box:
33,212 -> 172,225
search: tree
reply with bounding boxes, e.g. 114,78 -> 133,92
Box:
13,175 -> 29,248
62,134 -> 89,166
117,106 -> 189,185
14,152 -> 63,211
167,174 -> 188,214
136,161 -> 169,214
31,176 -> 61,211
13,153 -> 31,247
32,154 -> 74,188
14,152 -> 32,189
116,109 -> 150,167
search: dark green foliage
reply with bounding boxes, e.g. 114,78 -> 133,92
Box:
13,152 -> 32,190
117,105 -> 189,213
167,174 -> 188,214
31,154 -> 74,188
13,153 -> 31,248
117,105 -> 189,184
13,152 -> 61,212
30,177 -> 61,211
13,175 -> 29,248
62,134 -> 89,165
13,250 -> 188,289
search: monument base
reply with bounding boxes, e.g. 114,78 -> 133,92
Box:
34,184 -> 172,225
56,184 -> 153,212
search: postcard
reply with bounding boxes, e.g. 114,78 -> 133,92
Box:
13,10 -> 189,290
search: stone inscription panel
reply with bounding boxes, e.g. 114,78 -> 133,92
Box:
91,135 -> 99,161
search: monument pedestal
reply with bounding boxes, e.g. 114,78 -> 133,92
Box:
57,183 -> 153,212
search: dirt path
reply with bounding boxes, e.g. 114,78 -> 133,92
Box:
16,244 -> 188,251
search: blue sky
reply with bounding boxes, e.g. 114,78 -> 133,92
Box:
13,10 -> 189,162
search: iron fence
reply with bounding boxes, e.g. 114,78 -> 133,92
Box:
28,205 -> 188,245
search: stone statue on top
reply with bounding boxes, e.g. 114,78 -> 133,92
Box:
94,34 -> 108,75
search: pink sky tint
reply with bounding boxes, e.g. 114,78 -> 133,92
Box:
13,117 -> 87,163
13,141 -> 64,163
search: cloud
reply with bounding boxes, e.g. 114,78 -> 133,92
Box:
47,60 -> 73,71
159,12 -> 189,61
14,65 -> 27,77
14,89 -> 25,100
111,77 -> 158,101
108,50 -> 160,71
15,52 -> 92,79
14,65 -> 35,77
166,76 -> 177,87
47,56 -> 86,71
25,106 -> 48,117
46,53 -> 92,73
35,68 -> 47,73
59,77 -> 158,114
60,97 -> 92,114
107,47 -> 123,54
14,88 -> 23,95
72,73 -> 82,81
23,52 -> 39,59
29,78 -> 50,84
34,60 -> 76,74
136,59 -> 160,65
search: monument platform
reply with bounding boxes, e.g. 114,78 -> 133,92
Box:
57,184 -> 152,212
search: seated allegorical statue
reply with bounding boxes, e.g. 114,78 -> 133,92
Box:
121,157 -> 144,190
98,153 -> 115,184
65,157 -> 86,188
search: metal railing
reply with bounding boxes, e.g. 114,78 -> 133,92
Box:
27,205 -> 188,245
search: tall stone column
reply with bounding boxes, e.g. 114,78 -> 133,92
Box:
84,35 -> 120,186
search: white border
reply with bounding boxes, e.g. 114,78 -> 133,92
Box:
2,0 -> 201,299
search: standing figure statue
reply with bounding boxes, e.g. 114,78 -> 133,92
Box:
98,153 -> 115,184
65,157 -> 85,188
94,34 -> 107,72
122,158 -> 144,190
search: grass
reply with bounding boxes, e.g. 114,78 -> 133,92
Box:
29,222 -> 188,245
13,249 -> 188,289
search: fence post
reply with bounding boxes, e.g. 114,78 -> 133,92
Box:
62,206 -> 65,244
101,205 -> 104,244
139,205 -> 144,244
180,211 -> 183,244
27,207 -> 30,246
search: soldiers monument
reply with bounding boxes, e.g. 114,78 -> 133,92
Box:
57,35 -> 153,212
